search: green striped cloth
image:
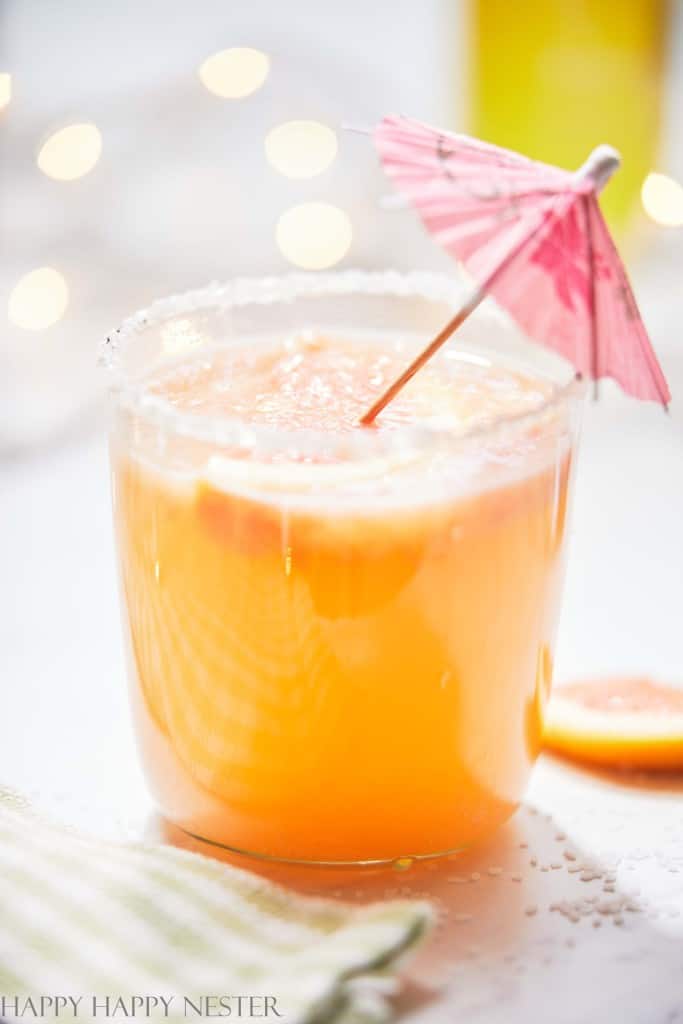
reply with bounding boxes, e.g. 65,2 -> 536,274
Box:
0,790 -> 431,1024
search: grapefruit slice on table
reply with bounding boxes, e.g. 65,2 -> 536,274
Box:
544,678 -> 683,770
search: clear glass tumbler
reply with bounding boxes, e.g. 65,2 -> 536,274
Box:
103,270 -> 584,865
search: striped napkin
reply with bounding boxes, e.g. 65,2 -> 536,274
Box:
0,790 -> 431,1024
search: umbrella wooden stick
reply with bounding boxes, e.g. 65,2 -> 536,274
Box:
358,285 -> 487,426
359,219 -> 542,427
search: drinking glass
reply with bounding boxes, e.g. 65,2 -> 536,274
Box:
103,270 -> 584,865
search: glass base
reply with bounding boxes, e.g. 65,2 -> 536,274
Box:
177,824 -> 467,869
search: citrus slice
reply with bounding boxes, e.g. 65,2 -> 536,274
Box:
203,450 -> 420,498
544,678 -> 683,770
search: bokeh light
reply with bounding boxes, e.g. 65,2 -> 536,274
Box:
198,48 -> 269,99
276,202 -> 352,269
265,120 -> 338,179
37,123 -> 102,181
8,268 -> 69,330
161,318 -> 204,354
0,73 -> 11,110
641,172 -> 683,228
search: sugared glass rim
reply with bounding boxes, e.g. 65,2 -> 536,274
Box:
100,269 -> 584,457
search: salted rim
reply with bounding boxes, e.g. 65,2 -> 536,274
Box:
99,269 -> 585,456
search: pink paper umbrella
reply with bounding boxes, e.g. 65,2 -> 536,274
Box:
360,114 -> 670,425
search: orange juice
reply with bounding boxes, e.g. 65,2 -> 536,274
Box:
108,275 -> 581,863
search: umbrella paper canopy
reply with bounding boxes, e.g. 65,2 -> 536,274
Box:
362,115 -> 670,424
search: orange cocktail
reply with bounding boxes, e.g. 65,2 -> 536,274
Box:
107,272 -> 582,863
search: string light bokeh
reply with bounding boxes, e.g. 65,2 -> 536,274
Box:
37,123 -> 102,181
198,47 -> 270,99
641,172 -> 683,228
8,268 -> 69,331
161,318 -> 205,355
276,202 -> 353,269
265,121 -> 338,179
0,73 -> 11,110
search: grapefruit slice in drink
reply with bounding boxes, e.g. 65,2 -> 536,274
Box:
544,678 -> 683,770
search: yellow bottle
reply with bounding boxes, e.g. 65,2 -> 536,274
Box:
467,0 -> 669,236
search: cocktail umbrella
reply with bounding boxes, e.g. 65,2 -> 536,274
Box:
360,115 -> 670,424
